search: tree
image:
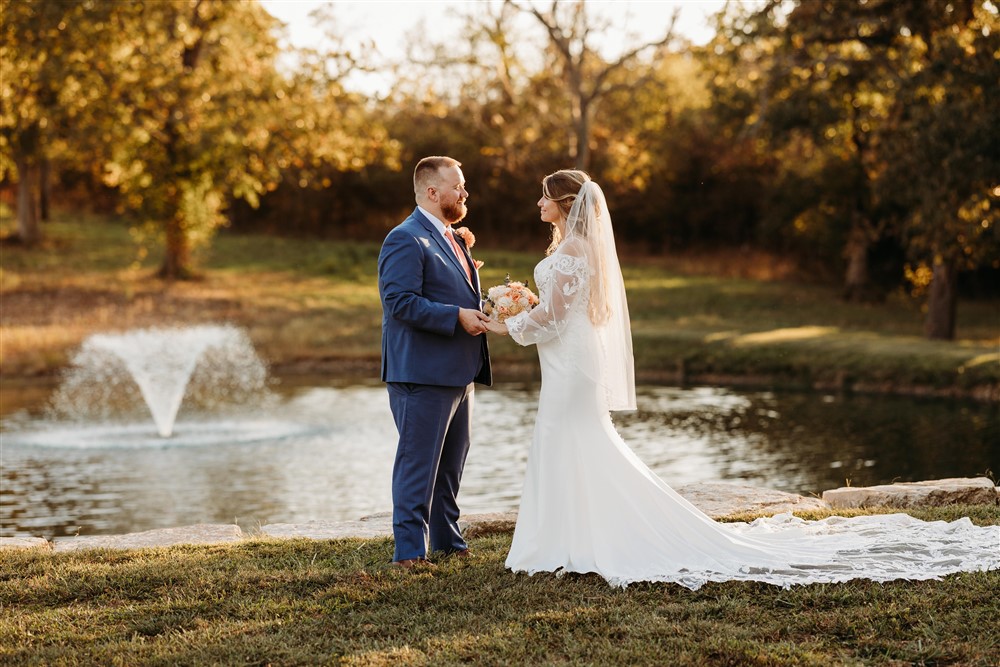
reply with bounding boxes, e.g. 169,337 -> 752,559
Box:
715,0 -> 998,334
225,2 -> 403,239
371,1 -> 570,237
83,0 -> 285,279
0,0 -> 112,243
714,0 -> 916,300
594,45 -> 773,252
507,0 -> 678,171
881,3 -> 1000,339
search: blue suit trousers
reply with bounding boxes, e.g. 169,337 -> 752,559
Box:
387,381 -> 474,561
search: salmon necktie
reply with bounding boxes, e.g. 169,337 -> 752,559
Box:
444,228 -> 473,282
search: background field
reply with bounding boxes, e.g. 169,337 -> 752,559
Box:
2,210 -> 996,399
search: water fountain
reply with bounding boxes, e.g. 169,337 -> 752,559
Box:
7,324 -> 315,448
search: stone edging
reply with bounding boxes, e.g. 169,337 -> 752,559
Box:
2,477 -> 996,553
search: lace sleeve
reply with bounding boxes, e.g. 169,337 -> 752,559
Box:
507,243 -> 589,347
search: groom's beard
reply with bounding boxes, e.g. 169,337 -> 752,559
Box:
441,200 -> 467,224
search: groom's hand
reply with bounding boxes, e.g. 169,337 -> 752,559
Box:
458,307 -> 490,336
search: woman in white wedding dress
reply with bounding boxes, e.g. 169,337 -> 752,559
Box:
485,169 -> 999,590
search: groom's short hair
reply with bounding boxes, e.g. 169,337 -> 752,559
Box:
414,156 -> 461,197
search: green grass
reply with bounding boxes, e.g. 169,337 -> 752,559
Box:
1,209 -> 997,395
2,506 -> 998,666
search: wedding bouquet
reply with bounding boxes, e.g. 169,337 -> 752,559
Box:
483,275 -> 539,323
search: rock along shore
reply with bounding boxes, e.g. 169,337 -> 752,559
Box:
2,478 -> 996,553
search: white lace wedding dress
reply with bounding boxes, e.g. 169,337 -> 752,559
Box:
503,242 -> 999,590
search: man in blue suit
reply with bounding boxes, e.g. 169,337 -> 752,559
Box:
378,156 -> 492,568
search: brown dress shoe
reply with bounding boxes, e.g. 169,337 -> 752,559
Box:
452,549 -> 471,558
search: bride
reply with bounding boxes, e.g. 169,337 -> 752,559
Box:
485,169 -> 999,590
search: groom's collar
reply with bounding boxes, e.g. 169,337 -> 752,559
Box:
416,205 -> 448,237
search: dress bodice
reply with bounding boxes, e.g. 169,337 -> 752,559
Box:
506,242 -> 593,348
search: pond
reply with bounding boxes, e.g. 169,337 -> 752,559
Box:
2,378 -> 997,542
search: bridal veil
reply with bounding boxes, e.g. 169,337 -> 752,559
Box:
560,180 -> 636,411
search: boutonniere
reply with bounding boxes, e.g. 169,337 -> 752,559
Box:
453,227 -> 485,270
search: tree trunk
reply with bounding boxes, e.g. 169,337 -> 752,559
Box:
575,98 -> 592,171
568,95 -> 582,168
40,158 -> 51,222
160,211 -> 191,281
156,0 -> 209,281
15,154 -> 41,244
842,222 -> 871,301
924,257 -> 958,340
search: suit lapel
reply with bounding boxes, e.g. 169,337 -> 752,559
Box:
454,235 -> 481,293
412,208 -> 478,293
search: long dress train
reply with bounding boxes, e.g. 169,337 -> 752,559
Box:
503,247 -> 999,590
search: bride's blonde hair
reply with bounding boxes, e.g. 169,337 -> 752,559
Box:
540,169 -> 609,324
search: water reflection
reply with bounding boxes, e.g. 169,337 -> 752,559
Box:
2,382 -> 997,540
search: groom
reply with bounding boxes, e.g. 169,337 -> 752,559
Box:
377,156 -> 492,568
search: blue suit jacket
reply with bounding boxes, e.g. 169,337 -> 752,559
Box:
378,208 -> 491,387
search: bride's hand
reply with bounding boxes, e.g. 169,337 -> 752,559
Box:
484,318 -> 509,335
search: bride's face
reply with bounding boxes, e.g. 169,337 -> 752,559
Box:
537,194 -> 563,226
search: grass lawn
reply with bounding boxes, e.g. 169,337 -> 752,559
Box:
1,209 -> 997,397
2,506 -> 998,666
